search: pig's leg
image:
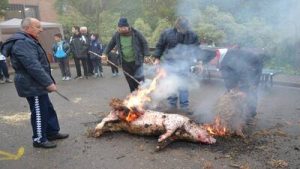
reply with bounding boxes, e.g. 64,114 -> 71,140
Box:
94,111 -> 119,137
156,134 -> 178,151
158,118 -> 178,142
158,116 -> 185,142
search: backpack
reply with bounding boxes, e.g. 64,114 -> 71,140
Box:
55,42 -> 67,58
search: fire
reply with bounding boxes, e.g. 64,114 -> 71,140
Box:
123,68 -> 167,111
125,111 -> 140,122
203,115 -> 229,136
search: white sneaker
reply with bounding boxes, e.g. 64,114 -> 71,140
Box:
65,76 -> 71,80
62,77 -> 66,80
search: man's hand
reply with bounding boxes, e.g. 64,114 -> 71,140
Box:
194,61 -> 204,74
101,54 -> 108,64
46,83 -> 57,92
154,58 -> 160,65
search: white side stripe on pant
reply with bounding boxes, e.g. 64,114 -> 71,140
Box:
33,96 -> 42,143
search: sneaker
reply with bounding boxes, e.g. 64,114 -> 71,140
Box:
65,76 -> 71,81
112,73 -> 116,77
100,72 -> 104,77
62,77 -> 66,81
33,141 -> 57,149
93,73 -> 99,78
0,80 -> 5,84
5,79 -> 13,83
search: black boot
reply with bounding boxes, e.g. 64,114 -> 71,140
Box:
33,141 -> 57,149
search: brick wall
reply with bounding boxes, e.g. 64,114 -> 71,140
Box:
8,0 -> 57,22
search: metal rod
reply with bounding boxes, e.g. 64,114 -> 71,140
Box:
55,91 -> 70,102
88,51 -> 141,85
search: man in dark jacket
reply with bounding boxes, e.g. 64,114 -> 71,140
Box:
153,17 -> 199,114
1,17 -> 68,149
70,26 -> 89,79
102,17 -> 150,92
220,46 -> 264,121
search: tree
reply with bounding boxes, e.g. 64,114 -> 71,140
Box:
98,11 -> 120,44
133,18 -> 152,42
150,18 -> 171,47
0,0 -> 8,17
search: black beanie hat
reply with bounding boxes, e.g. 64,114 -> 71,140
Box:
118,17 -> 129,27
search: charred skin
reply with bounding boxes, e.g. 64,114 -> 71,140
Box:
94,110 -> 216,151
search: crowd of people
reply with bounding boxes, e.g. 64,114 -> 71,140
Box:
0,16 -> 263,149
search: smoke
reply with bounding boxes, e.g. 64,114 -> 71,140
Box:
176,0 -> 300,44
142,44 -> 201,109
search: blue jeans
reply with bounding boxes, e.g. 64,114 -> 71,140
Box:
167,89 -> 189,109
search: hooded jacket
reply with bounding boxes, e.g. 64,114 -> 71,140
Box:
153,28 -> 199,60
1,32 -> 55,97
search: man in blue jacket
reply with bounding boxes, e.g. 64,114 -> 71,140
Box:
1,17 -> 68,149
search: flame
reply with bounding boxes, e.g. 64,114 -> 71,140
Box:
203,115 -> 229,136
125,111 -> 139,122
123,68 -> 166,111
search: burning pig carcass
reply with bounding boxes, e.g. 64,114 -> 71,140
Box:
93,99 -> 216,151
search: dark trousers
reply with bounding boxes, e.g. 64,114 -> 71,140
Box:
87,55 -> 94,75
74,57 -> 88,77
0,60 -> 9,79
57,57 -> 71,77
111,65 -> 119,74
221,68 -> 260,118
26,94 -> 60,143
122,60 -> 144,92
91,58 -> 102,74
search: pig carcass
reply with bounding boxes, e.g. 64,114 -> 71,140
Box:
94,101 -> 216,151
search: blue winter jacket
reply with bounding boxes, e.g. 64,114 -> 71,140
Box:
1,32 -> 55,97
89,39 -> 103,60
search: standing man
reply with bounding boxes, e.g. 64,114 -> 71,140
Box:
153,17 -> 199,114
80,26 -> 93,76
102,17 -> 150,92
219,46 -> 264,122
70,26 -> 89,79
1,17 -> 69,148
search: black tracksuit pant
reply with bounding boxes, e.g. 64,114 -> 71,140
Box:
26,94 -> 60,143
121,60 -> 144,92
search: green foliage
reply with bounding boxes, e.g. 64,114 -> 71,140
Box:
195,23 -> 225,45
0,0 -> 8,16
53,0 -> 300,72
98,11 -> 120,44
150,18 -> 171,47
133,18 -> 152,43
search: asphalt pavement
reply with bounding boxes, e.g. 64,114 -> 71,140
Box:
1,66 -> 300,169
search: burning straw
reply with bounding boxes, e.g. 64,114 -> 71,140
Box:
203,90 -> 248,137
